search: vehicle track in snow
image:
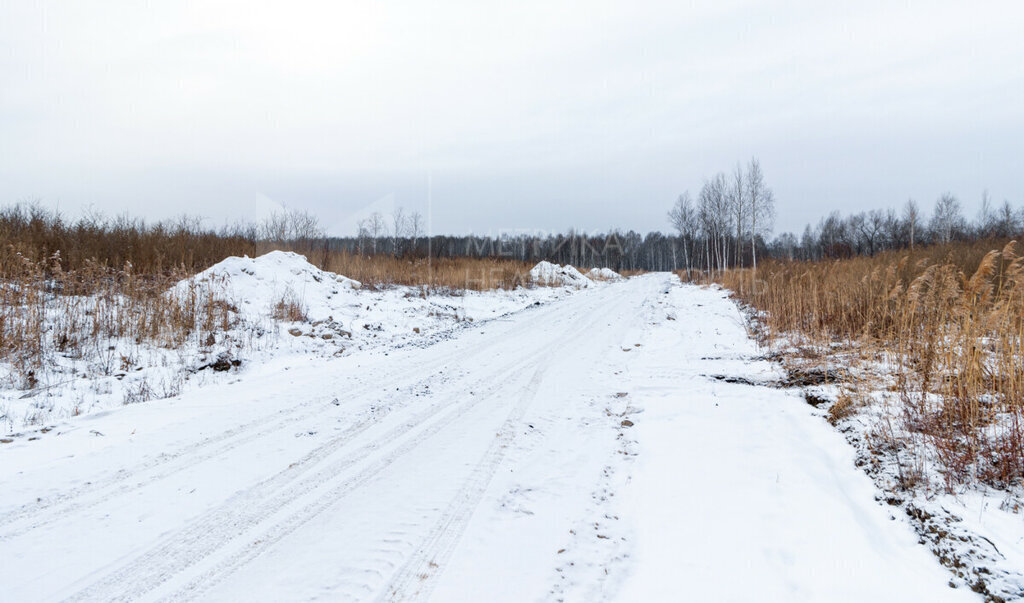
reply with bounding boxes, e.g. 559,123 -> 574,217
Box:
0,276 -> 987,603
63,289 -> 621,602
377,288 -> 637,602
0,301 -> 560,543
376,357 -> 550,602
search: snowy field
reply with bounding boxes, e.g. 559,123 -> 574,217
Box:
0,252 -> 573,433
0,271 -> 1000,601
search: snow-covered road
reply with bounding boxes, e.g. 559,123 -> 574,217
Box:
0,274 -> 971,601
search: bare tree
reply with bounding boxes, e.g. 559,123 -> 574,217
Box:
902,199 -> 921,249
746,158 -> 774,271
408,211 -> 425,256
800,224 -> 818,260
391,207 -> 406,256
367,211 -> 386,255
769,232 -> 798,260
356,218 -> 370,255
697,174 -> 732,274
929,193 -> 964,244
857,209 -> 887,256
260,208 -> 323,248
289,209 -> 324,242
995,200 -> 1020,238
668,191 -> 697,270
728,163 -> 747,266
977,189 -> 997,237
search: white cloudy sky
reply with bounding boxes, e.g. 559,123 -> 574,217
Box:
1,0 -> 1022,235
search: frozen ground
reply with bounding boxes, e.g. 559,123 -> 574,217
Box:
0,274 -> 987,601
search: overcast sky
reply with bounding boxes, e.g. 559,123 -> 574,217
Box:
1,1 -> 1022,236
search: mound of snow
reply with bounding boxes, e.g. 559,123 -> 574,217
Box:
587,267 -> 623,281
175,251 -> 361,322
529,261 -> 592,288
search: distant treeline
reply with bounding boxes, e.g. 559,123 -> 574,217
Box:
769,194 -> 1024,262
4,171 -> 1024,278
327,230 -> 681,273
339,158 -> 1024,273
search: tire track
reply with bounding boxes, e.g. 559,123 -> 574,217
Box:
0,300 -> 559,542
377,290 -> 636,602
63,327 -> 567,602
378,357 -> 550,603
159,367 -> 541,603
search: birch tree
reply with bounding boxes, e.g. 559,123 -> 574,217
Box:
668,191 -> 697,271
902,199 -> 921,249
746,158 -> 774,271
729,163 -> 746,266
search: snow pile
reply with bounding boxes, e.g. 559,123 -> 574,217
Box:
176,251 -> 360,322
586,267 -> 623,281
1,251 -> 577,433
529,261 -> 592,288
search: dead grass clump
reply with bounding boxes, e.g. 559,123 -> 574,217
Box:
719,239 -> 1024,490
321,252 -> 533,292
828,392 -> 857,425
272,290 -> 309,322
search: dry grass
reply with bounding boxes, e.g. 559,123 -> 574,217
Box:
0,251 -> 238,388
618,268 -> 647,278
0,250 -> 537,390
718,239 -> 1024,489
271,290 -> 309,322
0,204 -> 609,398
321,252 -> 534,292
0,203 -> 260,275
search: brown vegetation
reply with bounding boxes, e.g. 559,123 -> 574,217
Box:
321,252 -> 533,292
718,239 -> 1024,489
0,204 -> 546,391
0,203 -> 260,275
0,251 -> 237,388
271,290 -> 309,323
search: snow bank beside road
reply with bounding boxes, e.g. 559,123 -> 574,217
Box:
1,252 -> 578,433
174,250 -> 361,322
177,252 -> 575,348
587,267 -> 623,281
529,261 -> 592,288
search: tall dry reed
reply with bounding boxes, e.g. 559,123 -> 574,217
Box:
718,239 -> 1024,489
321,252 -> 533,292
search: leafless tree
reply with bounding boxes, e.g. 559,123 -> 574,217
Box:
391,207 -> 407,256
668,191 -> 697,270
995,200 -> 1020,238
856,209 -> 887,255
698,174 -> 731,274
977,190 -> 998,237
728,163 -> 747,265
746,158 -> 774,271
261,208 -> 323,248
367,211 -> 387,255
356,218 -> 370,255
408,211 -> 425,255
769,232 -> 798,260
902,199 -> 921,249
929,193 -> 964,244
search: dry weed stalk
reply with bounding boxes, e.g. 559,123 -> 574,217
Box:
719,239 -> 1024,489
